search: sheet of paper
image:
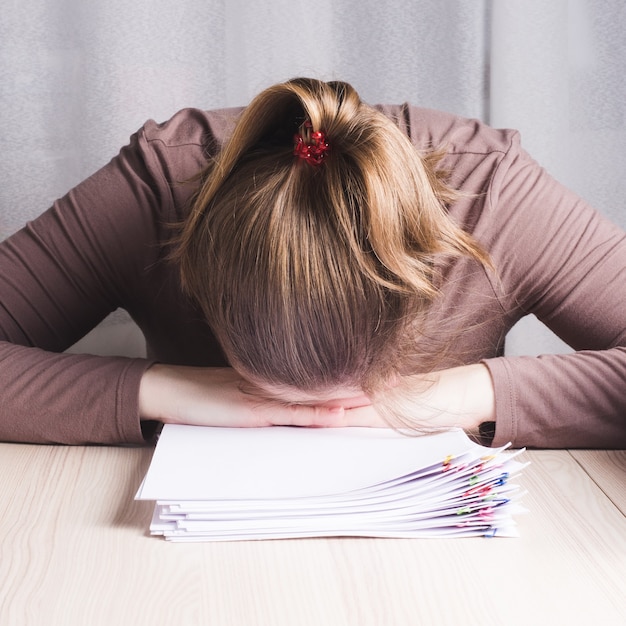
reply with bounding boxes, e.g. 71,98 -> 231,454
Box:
136,424 -> 484,501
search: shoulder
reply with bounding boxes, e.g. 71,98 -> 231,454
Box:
141,107 -> 243,152
138,107 -> 243,179
130,107 -> 244,218
374,103 -> 519,157
374,103 -> 526,207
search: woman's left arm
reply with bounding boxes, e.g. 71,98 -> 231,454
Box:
475,142 -> 626,449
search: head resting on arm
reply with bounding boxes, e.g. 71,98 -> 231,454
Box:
173,77 -> 490,397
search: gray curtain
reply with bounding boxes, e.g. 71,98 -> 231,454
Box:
1,0 -> 624,357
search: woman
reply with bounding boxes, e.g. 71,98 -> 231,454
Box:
1,77 -> 624,447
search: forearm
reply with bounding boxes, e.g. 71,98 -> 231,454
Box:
374,364 -> 496,434
139,364 -> 241,425
139,364 -> 289,427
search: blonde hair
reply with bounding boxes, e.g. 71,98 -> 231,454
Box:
174,78 -> 489,393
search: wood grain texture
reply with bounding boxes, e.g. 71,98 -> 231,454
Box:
1,445 -> 625,626
569,449 -> 626,514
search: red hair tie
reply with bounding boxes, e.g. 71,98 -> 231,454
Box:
293,121 -> 329,166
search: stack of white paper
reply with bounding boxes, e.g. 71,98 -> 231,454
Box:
136,424 -> 527,541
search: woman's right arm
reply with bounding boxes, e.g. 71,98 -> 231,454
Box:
0,128 -> 166,444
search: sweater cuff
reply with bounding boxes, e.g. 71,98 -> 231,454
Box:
115,357 -> 158,444
481,357 -> 519,448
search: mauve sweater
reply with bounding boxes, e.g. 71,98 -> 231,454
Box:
1,105 -> 625,447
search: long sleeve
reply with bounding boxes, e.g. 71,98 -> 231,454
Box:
478,141 -> 626,448
0,129 -> 164,444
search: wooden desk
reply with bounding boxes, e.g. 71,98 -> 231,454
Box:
1,443 -> 625,626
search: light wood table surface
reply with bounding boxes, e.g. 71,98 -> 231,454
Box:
1,442 -> 625,626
